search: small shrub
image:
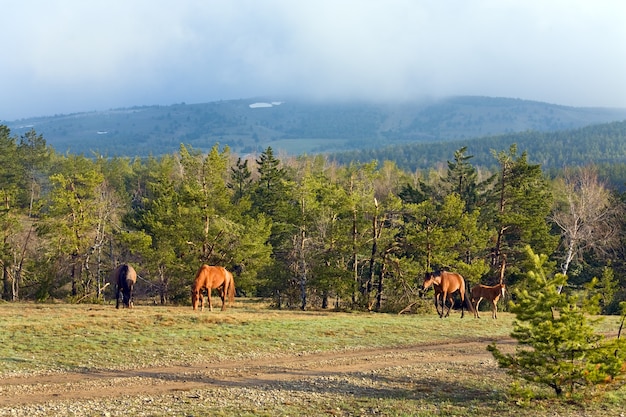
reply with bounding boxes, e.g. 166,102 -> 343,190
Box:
488,246 -> 626,398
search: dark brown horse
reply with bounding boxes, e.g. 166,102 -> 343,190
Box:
112,264 -> 137,309
423,270 -> 474,318
191,265 -> 236,311
470,283 -> 506,319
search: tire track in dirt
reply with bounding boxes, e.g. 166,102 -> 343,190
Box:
0,337 -> 514,407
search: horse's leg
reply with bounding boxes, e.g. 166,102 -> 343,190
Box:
207,289 -> 213,312
496,294 -> 503,319
441,291 -> 448,318
438,295 -> 444,316
220,286 -> 227,311
475,297 -> 483,318
459,282 -> 472,318
459,288 -> 466,318
471,297 -> 478,318
492,297 -> 499,319
446,294 -> 454,317
436,293 -> 442,317
122,287 -> 129,308
437,291 -> 450,317
115,285 -> 121,309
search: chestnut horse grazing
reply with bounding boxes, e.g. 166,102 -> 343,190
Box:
423,270 -> 474,318
191,265 -> 236,311
112,264 -> 137,309
470,283 -> 506,319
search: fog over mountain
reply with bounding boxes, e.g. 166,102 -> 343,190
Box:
2,1 -> 625,121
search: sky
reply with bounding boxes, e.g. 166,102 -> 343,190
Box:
2,0 -> 626,121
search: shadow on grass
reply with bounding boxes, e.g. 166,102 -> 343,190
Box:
0,357 -> 32,363
99,364 -> 507,409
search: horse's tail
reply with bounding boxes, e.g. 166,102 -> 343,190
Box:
465,282 -> 476,313
227,273 -> 236,305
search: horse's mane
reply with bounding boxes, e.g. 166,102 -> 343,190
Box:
119,264 -> 129,277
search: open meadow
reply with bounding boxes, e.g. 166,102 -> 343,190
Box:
1,299 -> 625,416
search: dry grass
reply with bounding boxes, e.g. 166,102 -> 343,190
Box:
1,299 -> 625,416
0,299 -> 514,373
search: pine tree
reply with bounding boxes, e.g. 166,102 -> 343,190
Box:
229,157 -> 252,201
0,126 -> 23,300
178,144 -> 233,264
488,246 -> 626,397
482,144 -> 558,275
444,146 -> 479,212
253,146 -> 287,217
44,155 -> 106,298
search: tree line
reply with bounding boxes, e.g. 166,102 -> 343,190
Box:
333,120 -> 626,190
1,124 -> 625,313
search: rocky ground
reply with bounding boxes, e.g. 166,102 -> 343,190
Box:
0,339 -> 512,416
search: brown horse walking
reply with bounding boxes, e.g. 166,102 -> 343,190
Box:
470,283 -> 506,319
112,264 -> 137,309
423,270 -> 474,318
191,265 -> 236,311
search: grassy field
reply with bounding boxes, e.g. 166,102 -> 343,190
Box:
0,298 -> 511,373
1,299 -> 625,416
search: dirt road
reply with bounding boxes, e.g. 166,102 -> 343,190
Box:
0,337 -> 513,414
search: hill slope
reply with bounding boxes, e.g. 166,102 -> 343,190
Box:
4,96 -> 626,157
331,120 -> 626,175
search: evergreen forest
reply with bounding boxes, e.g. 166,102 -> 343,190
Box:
2,124 -> 626,314
333,120 -> 626,189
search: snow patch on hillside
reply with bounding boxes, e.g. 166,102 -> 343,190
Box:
249,101 -> 283,108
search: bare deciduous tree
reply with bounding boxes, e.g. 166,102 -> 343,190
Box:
551,166 -> 622,289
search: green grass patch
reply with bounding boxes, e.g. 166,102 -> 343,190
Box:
0,301 -> 515,373
1,300 -> 625,416
1,301 -> 622,374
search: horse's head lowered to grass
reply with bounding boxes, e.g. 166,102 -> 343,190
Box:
422,270 -> 474,318
113,264 -> 137,309
191,265 -> 236,312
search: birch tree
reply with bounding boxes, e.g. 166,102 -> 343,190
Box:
551,166 -> 622,281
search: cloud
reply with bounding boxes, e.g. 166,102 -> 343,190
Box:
2,0 -> 625,120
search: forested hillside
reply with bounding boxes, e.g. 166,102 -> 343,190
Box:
2,124 -> 625,315
333,121 -> 626,189
5,96 -> 626,157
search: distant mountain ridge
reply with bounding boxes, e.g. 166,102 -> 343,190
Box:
332,120 -> 626,173
4,96 -> 626,157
